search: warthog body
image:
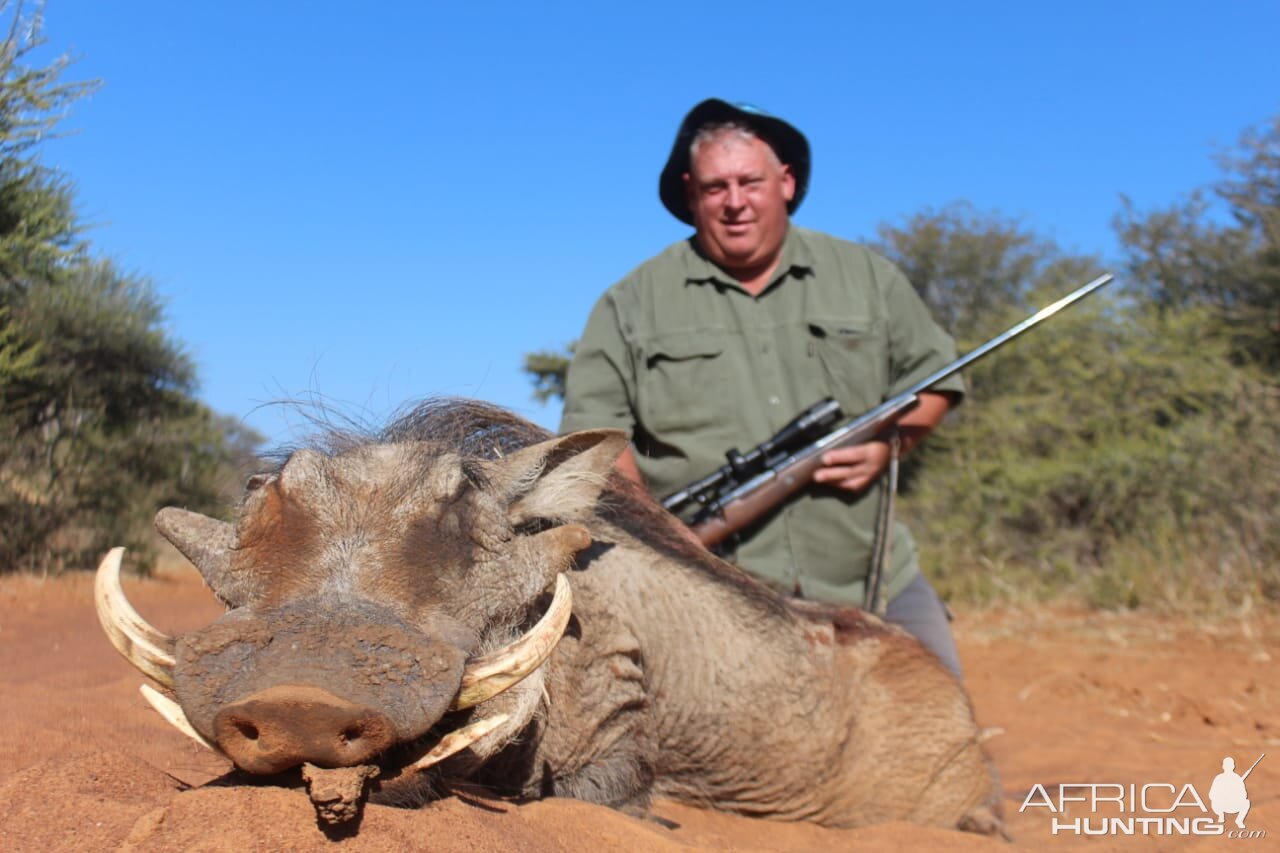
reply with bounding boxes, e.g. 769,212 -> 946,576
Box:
101,400 -> 1002,834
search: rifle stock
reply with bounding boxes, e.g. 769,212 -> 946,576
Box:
673,272 -> 1115,549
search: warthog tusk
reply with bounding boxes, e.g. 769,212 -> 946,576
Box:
452,574 -> 572,710
139,683 -> 225,756
410,712 -> 510,771
94,547 -> 177,689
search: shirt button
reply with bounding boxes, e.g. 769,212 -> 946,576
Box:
769,396 -> 781,406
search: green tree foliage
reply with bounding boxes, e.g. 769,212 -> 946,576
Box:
523,345 -> 573,404
1116,114 -> 1280,371
0,4 -> 261,571
881,129 -> 1279,610
905,292 -> 1277,611
0,2 -> 94,286
0,304 -> 36,378
874,203 -> 1054,343
0,264 -> 262,573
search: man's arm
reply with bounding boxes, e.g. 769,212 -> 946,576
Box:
560,291 -> 638,436
812,391 -> 953,492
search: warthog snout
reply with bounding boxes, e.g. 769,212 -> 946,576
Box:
212,684 -> 396,774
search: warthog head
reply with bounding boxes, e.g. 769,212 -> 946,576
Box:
96,402 -> 625,821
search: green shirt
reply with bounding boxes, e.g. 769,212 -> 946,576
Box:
560,226 -> 964,606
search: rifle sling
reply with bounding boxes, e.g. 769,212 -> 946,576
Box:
864,430 -> 900,616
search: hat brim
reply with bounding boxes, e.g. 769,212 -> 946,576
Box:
658,98 -> 810,226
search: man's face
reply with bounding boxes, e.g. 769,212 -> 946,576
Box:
684,132 -> 795,279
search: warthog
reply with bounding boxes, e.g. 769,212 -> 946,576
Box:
97,399 -> 1002,834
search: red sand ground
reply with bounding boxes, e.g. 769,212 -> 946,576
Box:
1,565 -> 1275,851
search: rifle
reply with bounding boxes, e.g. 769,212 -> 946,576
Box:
661,272 -> 1115,548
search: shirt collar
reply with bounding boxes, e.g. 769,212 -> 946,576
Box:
683,226 -> 815,294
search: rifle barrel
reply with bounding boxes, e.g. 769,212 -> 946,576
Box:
902,272 -> 1113,399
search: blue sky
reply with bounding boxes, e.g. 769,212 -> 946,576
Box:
37,1 -> 1280,441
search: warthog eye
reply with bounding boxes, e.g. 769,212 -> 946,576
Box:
513,518 -> 556,537
245,473 -> 275,492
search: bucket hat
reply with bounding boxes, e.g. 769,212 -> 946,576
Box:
658,98 -> 810,225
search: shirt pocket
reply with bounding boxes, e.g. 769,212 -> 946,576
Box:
804,315 -> 887,413
636,329 -> 730,435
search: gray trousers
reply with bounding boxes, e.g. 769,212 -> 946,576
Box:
884,573 -> 963,680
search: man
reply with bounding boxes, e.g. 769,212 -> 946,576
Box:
560,99 -> 965,677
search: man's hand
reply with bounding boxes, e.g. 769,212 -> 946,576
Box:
811,391 -> 955,493
814,441 -> 891,492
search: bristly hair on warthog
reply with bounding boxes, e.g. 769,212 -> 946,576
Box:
258,397 -> 557,472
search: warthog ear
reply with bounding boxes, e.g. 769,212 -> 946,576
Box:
154,508 -> 246,606
488,429 -> 628,524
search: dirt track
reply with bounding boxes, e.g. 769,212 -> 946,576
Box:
1,565 -> 1275,851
